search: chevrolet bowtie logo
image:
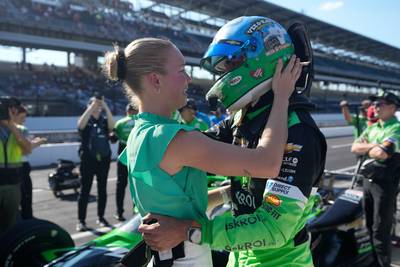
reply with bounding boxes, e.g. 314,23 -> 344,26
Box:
284,143 -> 303,153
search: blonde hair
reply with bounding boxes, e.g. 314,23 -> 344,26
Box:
103,38 -> 174,107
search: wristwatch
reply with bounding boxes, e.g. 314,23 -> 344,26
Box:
187,221 -> 202,244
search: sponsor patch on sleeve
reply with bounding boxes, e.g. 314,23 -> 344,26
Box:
264,180 -> 307,208
265,194 -> 282,207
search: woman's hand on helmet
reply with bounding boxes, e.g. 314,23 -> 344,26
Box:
272,55 -> 302,100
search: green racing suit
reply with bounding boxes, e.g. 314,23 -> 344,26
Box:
198,94 -> 327,266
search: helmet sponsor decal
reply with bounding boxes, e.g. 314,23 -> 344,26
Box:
265,194 -> 282,207
264,36 -> 291,56
246,18 -> 273,35
218,39 -> 243,46
250,68 -> 263,78
229,76 -> 242,86
284,143 -> 303,153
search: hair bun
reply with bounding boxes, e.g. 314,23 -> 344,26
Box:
116,50 -> 126,80
103,50 -> 119,81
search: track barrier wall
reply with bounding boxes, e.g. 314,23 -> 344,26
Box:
26,114 -> 358,167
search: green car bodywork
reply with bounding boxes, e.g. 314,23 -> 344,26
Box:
41,175 -> 228,263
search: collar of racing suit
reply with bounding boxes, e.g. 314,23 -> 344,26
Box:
232,91 -> 316,144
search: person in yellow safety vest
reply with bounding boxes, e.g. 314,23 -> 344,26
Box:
14,105 -> 47,220
0,96 -> 32,235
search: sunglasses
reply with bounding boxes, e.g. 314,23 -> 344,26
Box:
373,101 -> 392,107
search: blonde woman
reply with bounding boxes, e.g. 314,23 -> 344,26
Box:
103,38 -> 301,266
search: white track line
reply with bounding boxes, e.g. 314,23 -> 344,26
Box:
32,177 -> 117,193
71,223 -> 123,240
331,143 -> 353,149
332,165 -> 357,172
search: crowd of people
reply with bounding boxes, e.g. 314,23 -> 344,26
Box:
0,63 -> 125,115
0,61 -> 211,116
5,0 -> 204,55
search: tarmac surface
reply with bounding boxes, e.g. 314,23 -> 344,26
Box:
28,135 -> 400,266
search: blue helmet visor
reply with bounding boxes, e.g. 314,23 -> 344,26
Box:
201,40 -> 246,75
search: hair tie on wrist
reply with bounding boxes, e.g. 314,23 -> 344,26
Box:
117,50 -> 126,81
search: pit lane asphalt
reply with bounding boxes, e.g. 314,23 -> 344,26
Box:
29,135 -> 400,266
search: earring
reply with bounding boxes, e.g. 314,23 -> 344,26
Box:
155,86 -> 161,94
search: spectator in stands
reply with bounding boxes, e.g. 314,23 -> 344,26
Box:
340,98 -> 375,137
0,97 -> 31,235
210,107 -> 226,126
179,99 -> 208,131
110,103 -> 137,222
76,94 -> 114,231
351,91 -> 400,267
13,105 -> 47,219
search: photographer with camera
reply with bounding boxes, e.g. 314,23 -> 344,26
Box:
76,94 -> 114,231
0,97 -> 32,235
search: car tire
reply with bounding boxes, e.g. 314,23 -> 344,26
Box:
0,218 -> 74,267
52,190 -> 59,198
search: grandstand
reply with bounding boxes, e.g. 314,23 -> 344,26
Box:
0,0 -> 400,115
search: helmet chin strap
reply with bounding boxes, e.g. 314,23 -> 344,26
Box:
228,78 -> 273,112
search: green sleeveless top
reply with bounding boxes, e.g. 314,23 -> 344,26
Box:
119,112 -> 208,221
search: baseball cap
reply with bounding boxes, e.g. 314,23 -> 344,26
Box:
179,99 -> 197,112
370,91 -> 399,106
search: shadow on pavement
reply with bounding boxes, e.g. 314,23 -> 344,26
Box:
57,194 -> 97,203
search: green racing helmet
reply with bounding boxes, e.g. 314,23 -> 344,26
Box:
201,16 -> 294,111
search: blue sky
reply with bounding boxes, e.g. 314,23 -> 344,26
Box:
266,0 -> 400,48
2,0 -> 399,66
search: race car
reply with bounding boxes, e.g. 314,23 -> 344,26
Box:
0,175 -> 228,267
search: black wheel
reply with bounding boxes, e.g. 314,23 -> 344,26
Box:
53,190 -> 60,198
0,218 -> 75,267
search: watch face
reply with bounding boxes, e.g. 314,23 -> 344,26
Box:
189,228 -> 202,244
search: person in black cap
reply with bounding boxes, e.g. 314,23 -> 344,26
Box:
179,99 -> 208,131
352,91 -> 400,267
111,103 -> 137,221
